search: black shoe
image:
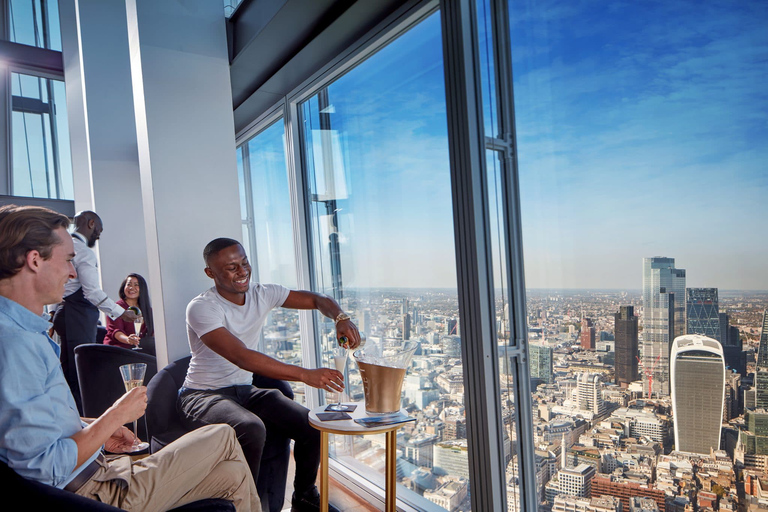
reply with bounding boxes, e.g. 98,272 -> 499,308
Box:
291,487 -> 341,512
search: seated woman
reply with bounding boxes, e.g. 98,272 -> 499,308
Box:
105,273 -> 155,355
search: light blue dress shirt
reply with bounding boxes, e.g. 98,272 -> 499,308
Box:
0,295 -> 99,488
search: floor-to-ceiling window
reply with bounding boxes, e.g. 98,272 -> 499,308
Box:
1,0 -> 72,206
236,116 -> 305,403
510,1 -> 768,510
298,10 -> 470,510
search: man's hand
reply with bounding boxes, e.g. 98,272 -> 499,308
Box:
105,425 -> 139,453
111,386 -> 147,425
302,368 -> 345,392
336,319 -> 361,349
120,309 -> 138,322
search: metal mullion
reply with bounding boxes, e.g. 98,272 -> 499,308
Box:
239,141 -> 258,279
45,77 -> 61,198
0,65 -> 10,195
440,0 -> 506,511
285,98 -> 321,408
491,0 -> 538,509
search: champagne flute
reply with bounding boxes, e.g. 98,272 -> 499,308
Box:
118,363 -> 149,452
128,306 -> 143,351
132,314 -> 144,351
327,345 -> 349,411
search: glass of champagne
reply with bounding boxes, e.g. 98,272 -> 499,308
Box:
118,363 -> 149,452
129,307 -> 143,351
327,344 -> 349,411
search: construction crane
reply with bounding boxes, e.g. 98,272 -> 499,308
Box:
637,354 -> 661,399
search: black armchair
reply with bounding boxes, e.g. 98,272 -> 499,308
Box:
74,344 -> 157,440
146,356 -> 293,512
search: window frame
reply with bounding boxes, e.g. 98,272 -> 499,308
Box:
234,0 -> 536,510
0,0 -> 73,214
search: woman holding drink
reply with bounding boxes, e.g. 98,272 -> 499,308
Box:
105,273 -> 155,355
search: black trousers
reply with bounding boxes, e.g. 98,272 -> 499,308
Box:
178,383 -> 320,512
53,288 -> 99,414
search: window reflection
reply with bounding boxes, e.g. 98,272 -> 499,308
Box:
300,12 -> 473,511
8,0 -> 62,51
11,73 -> 72,200
237,119 -> 304,404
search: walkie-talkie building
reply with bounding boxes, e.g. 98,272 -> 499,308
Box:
670,335 -> 725,455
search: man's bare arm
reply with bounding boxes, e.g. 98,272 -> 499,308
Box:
200,327 -> 344,390
282,290 -> 361,348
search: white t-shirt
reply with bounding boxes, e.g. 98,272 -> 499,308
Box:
183,283 -> 290,390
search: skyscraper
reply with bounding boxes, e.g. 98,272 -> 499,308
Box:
642,257 -> 686,397
614,306 -> 639,387
755,311 -> 768,409
719,311 -> 745,375
403,312 -> 411,340
670,335 -> 725,455
686,288 -> 720,339
758,310 -> 768,368
529,343 -> 554,386
580,318 -> 595,350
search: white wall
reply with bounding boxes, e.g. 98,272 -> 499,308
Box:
126,0 -> 241,366
60,0 -> 149,318
61,0 -> 241,367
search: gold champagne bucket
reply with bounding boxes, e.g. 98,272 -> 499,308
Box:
353,339 -> 419,415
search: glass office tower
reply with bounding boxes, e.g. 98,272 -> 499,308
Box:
670,335 -> 725,455
642,257 -> 686,397
529,343 -> 554,386
686,288 -> 720,340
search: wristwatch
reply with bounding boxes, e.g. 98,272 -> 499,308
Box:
334,312 -> 351,325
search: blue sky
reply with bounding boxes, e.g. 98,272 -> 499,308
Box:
512,0 -> 768,289
248,1 -> 768,292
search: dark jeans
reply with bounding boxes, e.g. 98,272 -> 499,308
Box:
53,288 -> 99,415
177,384 -> 320,511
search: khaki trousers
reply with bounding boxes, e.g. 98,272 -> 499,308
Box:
75,424 -> 260,512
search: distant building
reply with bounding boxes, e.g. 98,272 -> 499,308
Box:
755,311 -> 768,410
592,473 -> 665,511
402,312 -> 411,340
405,433 -> 437,468
757,370 -> 768,411
433,440 -> 469,479
424,479 -> 468,511
719,311 -> 745,375
642,257 -> 686,397
551,495 -> 622,512
758,310 -> 768,368
686,288 -> 720,339
724,371 -> 742,421
670,335 -> 725,454
530,343 -> 554,385
558,463 -> 596,498
738,410 -> 768,468
614,306 -> 639,387
628,496 -> 660,512
581,318 -> 596,350
577,373 -> 607,416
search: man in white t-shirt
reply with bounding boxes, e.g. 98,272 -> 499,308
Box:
178,238 -> 360,512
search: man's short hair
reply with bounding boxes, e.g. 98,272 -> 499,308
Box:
203,238 -> 242,266
0,205 -> 71,279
